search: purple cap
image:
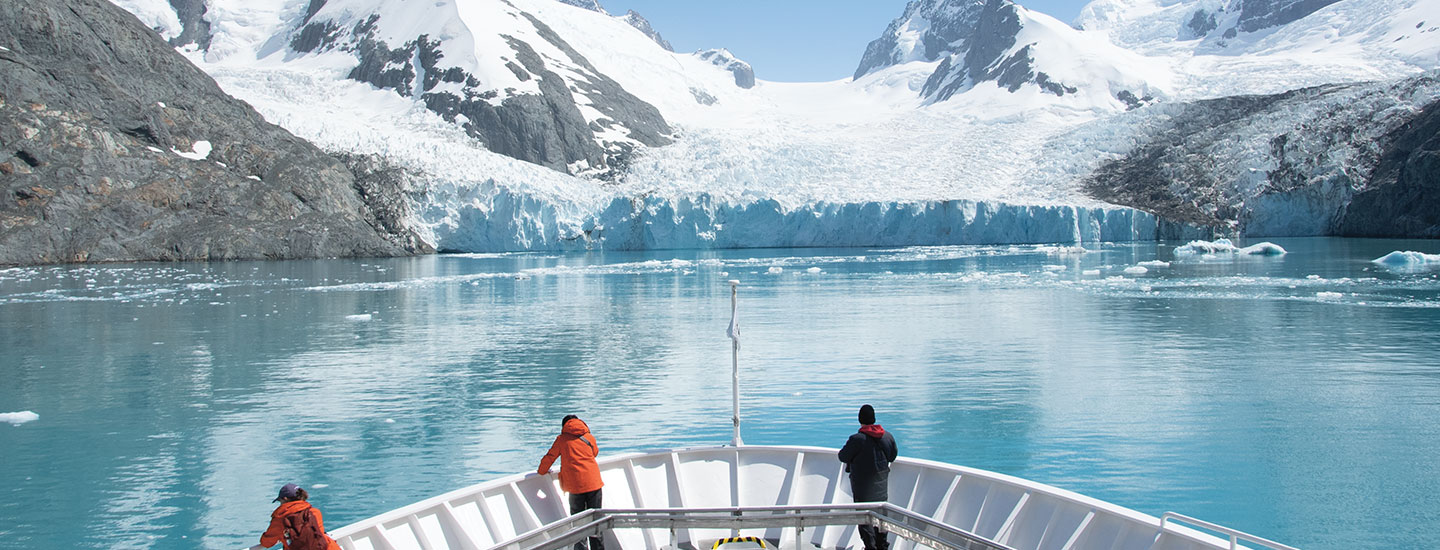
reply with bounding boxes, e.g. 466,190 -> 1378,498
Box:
273,483 -> 300,502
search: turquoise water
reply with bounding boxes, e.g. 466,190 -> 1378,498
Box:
3,238 -> 1439,550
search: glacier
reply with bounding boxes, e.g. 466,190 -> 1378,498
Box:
105,0 -> 1440,253
423,188 -> 1191,251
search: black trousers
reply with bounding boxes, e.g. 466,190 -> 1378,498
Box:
569,488 -> 604,550
851,477 -> 889,550
858,522 -> 889,550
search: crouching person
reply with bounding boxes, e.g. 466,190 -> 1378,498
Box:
258,483 -> 341,550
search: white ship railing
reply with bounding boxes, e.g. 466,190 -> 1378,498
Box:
320,446 -> 1292,550
492,504 -> 1014,550
1160,513 -> 1297,550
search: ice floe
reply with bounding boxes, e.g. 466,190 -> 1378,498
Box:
1373,251 -> 1440,271
2,411 -> 39,425
1174,238 -> 1287,257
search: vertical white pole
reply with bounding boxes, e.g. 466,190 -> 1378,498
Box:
729,280 -> 743,447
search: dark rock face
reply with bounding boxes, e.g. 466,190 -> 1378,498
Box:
0,0 -> 429,266
696,49 -> 755,89
619,10 -> 672,52
297,8 -> 672,178
1339,100 -> 1440,237
1185,9 -> 1220,38
166,0 -> 213,49
1085,74 -> 1440,237
1235,0 -> 1342,33
1183,0 -> 1341,42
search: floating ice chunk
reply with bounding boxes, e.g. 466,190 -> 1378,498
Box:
1123,266 -> 1149,275
1175,239 -> 1286,257
312,484 -> 329,489
173,140 -> 212,161
1,411 -> 39,425
345,314 -> 372,321
1082,269 -> 1101,276
1039,246 -> 1087,256
767,267 -> 784,275
1306,274 -> 1321,280
1138,260 -> 1170,268
1042,265 -> 1068,272
1373,251 -> 1440,271
384,419 -> 396,424
805,267 -> 822,274
1174,238 -> 1236,255
1316,291 -> 1344,300
1241,242 -> 1287,256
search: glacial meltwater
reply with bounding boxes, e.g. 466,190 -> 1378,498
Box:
3,238 -> 1440,550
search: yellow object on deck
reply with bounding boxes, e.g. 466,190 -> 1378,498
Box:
711,536 -> 766,550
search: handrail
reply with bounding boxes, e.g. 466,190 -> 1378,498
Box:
489,503 -> 1017,550
1160,512 -> 1299,550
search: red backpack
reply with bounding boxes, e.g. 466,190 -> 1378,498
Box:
282,507 -> 330,550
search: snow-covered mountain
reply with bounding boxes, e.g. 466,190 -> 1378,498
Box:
618,9 -> 673,52
854,0 -> 1168,109
91,0 -> 1440,256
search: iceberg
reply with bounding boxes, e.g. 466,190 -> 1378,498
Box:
1174,239 -> 1287,257
1372,251 -> 1440,271
1,411 -> 39,425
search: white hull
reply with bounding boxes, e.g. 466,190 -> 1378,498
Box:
328,445 -> 1264,550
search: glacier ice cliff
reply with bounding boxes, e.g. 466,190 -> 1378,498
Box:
416,187 -> 1208,252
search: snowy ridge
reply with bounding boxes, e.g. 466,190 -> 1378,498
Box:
1074,0 -> 1440,98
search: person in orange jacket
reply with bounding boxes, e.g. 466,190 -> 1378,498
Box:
538,415 -> 605,550
256,483 -> 341,550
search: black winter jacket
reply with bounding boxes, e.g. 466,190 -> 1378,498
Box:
838,424 -> 898,502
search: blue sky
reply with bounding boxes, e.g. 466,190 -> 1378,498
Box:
601,1 -> 1092,82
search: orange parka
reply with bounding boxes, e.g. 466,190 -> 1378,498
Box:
260,500 -> 342,550
537,418 -> 604,494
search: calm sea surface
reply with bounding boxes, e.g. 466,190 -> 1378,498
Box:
3,238 -> 1439,550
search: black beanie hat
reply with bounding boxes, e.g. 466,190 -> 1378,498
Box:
859,404 -> 875,425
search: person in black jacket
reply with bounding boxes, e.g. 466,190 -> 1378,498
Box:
838,404 -> 899,550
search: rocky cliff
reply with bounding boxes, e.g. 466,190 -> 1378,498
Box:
1084,73 -> 1440,237
0,0 -> 430,266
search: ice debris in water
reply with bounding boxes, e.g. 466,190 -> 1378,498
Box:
1,411 -> 39,425
1316,291 -> 1344,300
1082,269 -> 1101,276
1138,260 -> 1170,268
1373,251 -> 1440,271
346,314 -> 373,321
1123,266 -> 1149,275
806,267 -> 822,274
1174,238 -> 1286,257
767,267 -> 784,275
